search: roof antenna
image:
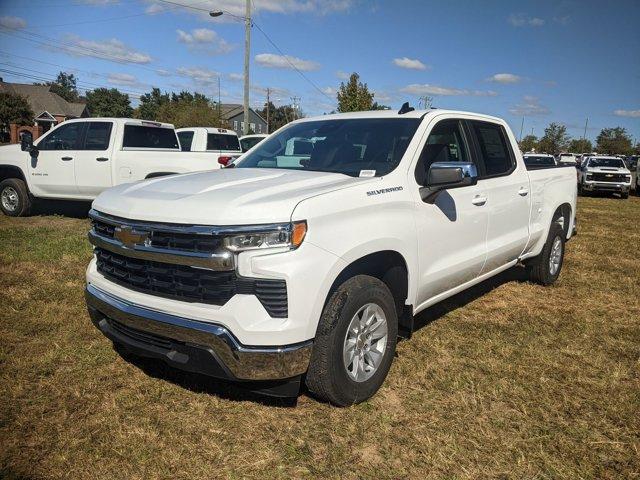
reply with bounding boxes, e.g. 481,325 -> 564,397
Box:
398,102 -> 414,115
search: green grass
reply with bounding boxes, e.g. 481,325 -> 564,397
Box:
1,196 -> 639,479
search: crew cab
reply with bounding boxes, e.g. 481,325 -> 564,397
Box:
176,127 -> 242,167
84,108 -> 577,406
0,118 -> 223,216
577,155 -> 632,198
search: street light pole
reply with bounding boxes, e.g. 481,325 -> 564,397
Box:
243,0 -> 251,135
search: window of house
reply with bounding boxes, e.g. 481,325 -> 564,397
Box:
250,123 -> 255,132
241,122 -> 245,131
234,121 -> 238,131
38,122 -> 83,150
470,121 -> 515,177
258,124 -> 262,133
83,122 -> 112,150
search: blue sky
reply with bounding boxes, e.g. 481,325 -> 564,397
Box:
1,0 -> 638,142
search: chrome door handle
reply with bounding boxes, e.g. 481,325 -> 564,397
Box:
96,157 -> 109,162
518,187 -> 529,196
61,156 -> 73,161
472,195 -> 487,206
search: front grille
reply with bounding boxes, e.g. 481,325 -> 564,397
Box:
590,172 -> 628,182
95,247 -> 288,317
91,218 -> 224,253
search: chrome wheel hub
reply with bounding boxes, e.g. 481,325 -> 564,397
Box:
343,303 -> 388,382
1,186 -> 19,212
549,236 -> 562,275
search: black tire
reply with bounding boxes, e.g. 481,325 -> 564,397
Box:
527,222 -> 565,286
621,191 -> 629,199
305,275 -> 398,406
0,178 -> 31,217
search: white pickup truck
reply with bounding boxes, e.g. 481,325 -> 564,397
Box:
176,127 -> 243,166
85,107 -> 577,405
0,118 -> 220,216
577,155 -> 632,198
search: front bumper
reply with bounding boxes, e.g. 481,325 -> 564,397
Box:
85,284 -> 312,382
583,181 -> 630,192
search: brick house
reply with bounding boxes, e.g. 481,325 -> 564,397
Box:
220,103 -> 267,136
0,80 -> 89,144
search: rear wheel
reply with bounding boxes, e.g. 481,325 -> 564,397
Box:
305,275 -> 398,406
0,178 -> 31,217
527,222 -> 565,286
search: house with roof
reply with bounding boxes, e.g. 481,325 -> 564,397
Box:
219,103 -> 267,136
0,79 -> 89,144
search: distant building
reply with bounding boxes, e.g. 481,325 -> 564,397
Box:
0,80 -> 89,144
220,104 -> 267,136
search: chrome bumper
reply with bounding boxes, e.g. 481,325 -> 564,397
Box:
85,284 -> 312,381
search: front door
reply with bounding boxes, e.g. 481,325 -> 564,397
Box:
412,117 -> 489,306
29,121 -> 83,197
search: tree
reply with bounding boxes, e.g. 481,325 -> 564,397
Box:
0,92 -> 34,130
259,101 -> 299,131
371,102 -> 390,110
155,91 -> 224,128
596,127 -> 633,155
337,73 -> 374,112
86,88 -> 133,117
135,88 -> 170,121
567,138 -> 593,153
37,71 -> 79,102
519,134 -> 538,152
538,123 -> 569,154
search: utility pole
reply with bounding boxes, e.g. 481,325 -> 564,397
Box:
290,96 -> 300,120
519,116 -> 525,142
266,88 -> 270,134
582,117 -> 588,141
217,76 -> 221,120
243,0 -> 251,135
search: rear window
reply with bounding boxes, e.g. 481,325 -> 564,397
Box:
123,125 -> 179,149
207,133 -> 241,151
83,122 -> 112,150
524,155 -> 555,167
177,131 -> 194,152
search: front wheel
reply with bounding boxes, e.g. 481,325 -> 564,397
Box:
527,222 -> 565,285
305,275 -> 398,406
0,178 -> 32,217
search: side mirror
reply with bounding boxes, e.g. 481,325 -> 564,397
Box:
420,162 -> 478,203
20,136 -> 32,152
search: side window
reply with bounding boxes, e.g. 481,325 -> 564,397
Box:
38,122 -> 83,151
83,122 -> 112,150
415,119 -> 470,185
470,121 -> 515,177
177,131 -> 194,151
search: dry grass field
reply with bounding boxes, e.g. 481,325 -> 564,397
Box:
1,196 -> 639,479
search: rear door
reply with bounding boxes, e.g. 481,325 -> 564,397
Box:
467,120 -> 531,273
74,121 -> 114,197
30,121 -> 83,196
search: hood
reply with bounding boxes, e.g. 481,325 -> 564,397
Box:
92,168 -> 374,225
586,166 -> 630,174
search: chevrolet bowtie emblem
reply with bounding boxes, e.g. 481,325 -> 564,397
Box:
113,225 -> 149,248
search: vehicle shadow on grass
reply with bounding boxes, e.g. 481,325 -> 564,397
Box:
113,344 -> 300,408
31,199 -> 92,218
412,265 -> 529,332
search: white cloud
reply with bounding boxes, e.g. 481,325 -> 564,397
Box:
487,73 -> 522,84
400,83 -> 497,97
145,3 -> 166,14
509,95 -> 550,116
156,69 -> 172,77
613,109 -> 640,118
62,35 -> 152,63
176,28 -> 234,55
107,73 -> 139,86
228,73 -> 244,81
336,70 -> 350,80
255,53 -> 320,71
392,57 -> 428,71
0,16 -> 26,30
508,13 -> 545,27
176,66 -> 219,84
322,86 -> 336,95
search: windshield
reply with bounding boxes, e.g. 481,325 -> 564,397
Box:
235,118 -> 421,177
207,133 -> 241,152
588,158 -> 625,168
524,155 -> 555,166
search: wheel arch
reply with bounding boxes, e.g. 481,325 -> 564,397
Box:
0,165 -> 27,184
323,250 -> 413,338
553,202 -> 573,239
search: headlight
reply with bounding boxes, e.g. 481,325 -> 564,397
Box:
223,221 -> 307,252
